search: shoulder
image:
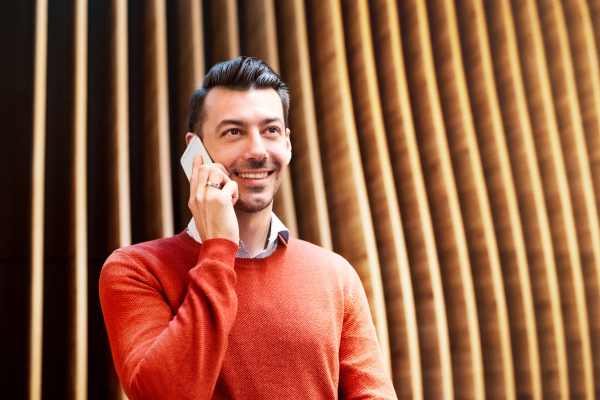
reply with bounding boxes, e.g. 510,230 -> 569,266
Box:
100,232 -> 198,284
285,237 -> 360,281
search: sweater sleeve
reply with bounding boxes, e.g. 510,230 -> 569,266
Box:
338,267 -> 398,399
99,238 -> 239,400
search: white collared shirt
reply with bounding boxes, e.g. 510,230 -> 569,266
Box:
186,212 -> 290,259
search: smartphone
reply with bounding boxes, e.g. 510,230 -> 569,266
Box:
180,135 -> 213,180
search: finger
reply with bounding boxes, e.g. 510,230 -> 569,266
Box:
205,167 -> 228,191
189,154 -> 203,198
191,155 -> 211,199
221,181 -> 239,206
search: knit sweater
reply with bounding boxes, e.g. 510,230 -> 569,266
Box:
99,231 -> 397,399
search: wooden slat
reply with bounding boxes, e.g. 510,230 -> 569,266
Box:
29,0 -> 48,398
561,0 -> 600,391
485,1 -> 569,397
304,0 -> 391,371
143,0 -> 173,239
427,0 -> 515,397
176,0 -> 204,230
240,0 -> 298,237
71,1 -> 88,399
274,0 -> 333,249
512,0 -> 594,398
541,1 -> 600,397
109,1 -> 131,397
397,1 -> 485,398
341,1 -> 421,397
369,0 -> 453,398
210,0 -> 239,62
111,0 -> 131,249
456,0 -> 542,398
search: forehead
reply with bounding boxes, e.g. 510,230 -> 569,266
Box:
203,87 -> 284,123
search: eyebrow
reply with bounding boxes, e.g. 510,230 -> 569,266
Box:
215,117 -> 284,130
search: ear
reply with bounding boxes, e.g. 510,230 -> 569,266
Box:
186,132 -> 195,146
285,129 -> 292,165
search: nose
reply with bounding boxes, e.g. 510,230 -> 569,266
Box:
244,130 -> 268,160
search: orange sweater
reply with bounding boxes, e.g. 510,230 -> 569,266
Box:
99,231 -> 396,399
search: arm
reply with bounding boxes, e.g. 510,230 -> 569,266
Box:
338,268 -> 398,399
99,238 -> 239,400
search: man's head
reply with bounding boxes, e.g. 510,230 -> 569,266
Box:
187,56 -> 290,137
185,57 -> 292,215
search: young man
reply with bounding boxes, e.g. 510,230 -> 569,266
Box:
99,56 -> 397,399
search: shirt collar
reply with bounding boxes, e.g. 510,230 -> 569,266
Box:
186,212 -> 290,257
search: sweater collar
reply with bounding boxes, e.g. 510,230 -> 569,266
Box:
186,212 -> 290,258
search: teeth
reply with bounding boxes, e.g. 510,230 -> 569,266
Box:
238,172 -> 268,179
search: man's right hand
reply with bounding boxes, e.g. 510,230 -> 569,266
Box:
188,155 -> 239,244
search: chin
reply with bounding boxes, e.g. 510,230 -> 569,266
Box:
234,196 -> 274,214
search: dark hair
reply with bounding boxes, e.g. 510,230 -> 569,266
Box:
187,56 -> 290,136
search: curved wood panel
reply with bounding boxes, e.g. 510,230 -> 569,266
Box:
240,0 -> 298,237
456,0 -> 542,398
485,1 -> 570,398
29,1 -> 48,398
427,0 -> 515,397
369,0 -> 453,398
397,1 -> 484,398
304,0 -> 391,370
274,0 -> 333,249
71,1 -> 88,399
210,0 -> 239,62
485,1 -> 569,397
175,0 -> 204,231
142,0 -> 174,239
341,1 -> 421,398
512,0 -> 594,398
561,0 -> 600,391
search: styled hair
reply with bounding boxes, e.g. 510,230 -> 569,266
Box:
187,56 -> 290,136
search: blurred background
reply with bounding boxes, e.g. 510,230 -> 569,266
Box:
2,0 -> 600,398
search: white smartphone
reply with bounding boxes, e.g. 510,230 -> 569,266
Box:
180,135 -> 213,180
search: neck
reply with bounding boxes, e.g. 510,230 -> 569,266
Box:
235,205 -> 272,257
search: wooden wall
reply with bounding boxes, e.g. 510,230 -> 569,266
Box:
2,0 -> 600,398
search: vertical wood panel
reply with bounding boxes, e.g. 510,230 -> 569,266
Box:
274,0 -> 333,249
111,0 -> 131,250
539,1 -> 599,397
304,0 -> 391,371
176,0 -> 204,231
484,1 -> 569,397
240,0 -> 298,237
561,0 -> 600,392
369,0 -> 453,398
109,1 -> 130,398
456,0 -> 542,398
397,1 -> 485,397
512,0 -> 594,397
29,0 -> 48,398
143,0 -> 174,239
210,0 -> 239,62
427,0 -> 515,397
71,1 -> 88,398
341,1 -> 420,398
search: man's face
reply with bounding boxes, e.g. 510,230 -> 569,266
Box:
200,87 -> 291,214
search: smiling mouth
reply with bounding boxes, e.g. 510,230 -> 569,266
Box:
236,172 -> 271,179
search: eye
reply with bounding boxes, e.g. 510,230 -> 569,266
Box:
266,127 -> 280,135
225,128 -> 241,136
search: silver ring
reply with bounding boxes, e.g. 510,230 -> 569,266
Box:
206,181 -> 223,189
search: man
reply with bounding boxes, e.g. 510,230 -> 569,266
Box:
99,56 -> 396,399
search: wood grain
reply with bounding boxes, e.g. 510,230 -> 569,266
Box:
304,0 -> 391,371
